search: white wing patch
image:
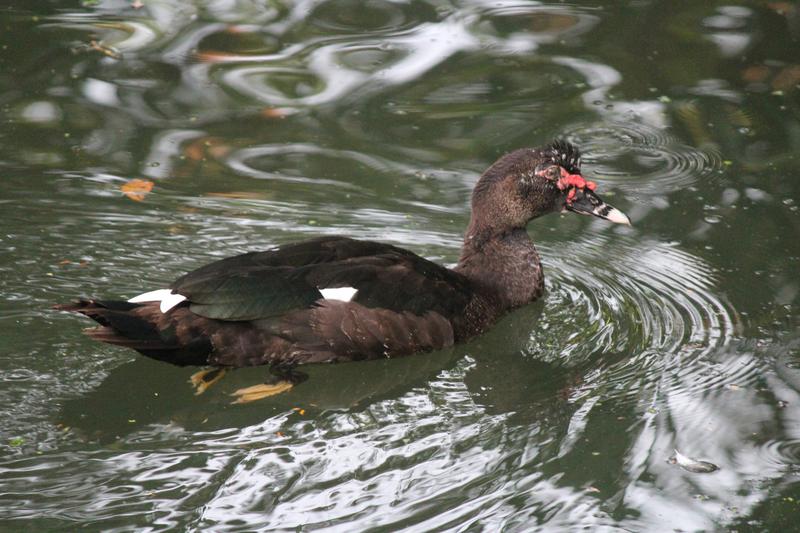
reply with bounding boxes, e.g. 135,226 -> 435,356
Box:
319,287 -> 358,302
128,289 -> 173,303
158,293 -> 188,313
128,288 -> 187,313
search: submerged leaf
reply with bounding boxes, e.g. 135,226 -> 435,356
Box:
88,40 -> 123,60
121,179 -> 154,202
261,107 -> 289,119
194,51 -> 243,63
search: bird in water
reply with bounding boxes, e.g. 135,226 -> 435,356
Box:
56,141 -> 630,403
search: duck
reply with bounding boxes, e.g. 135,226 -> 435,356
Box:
56,141 -> 630,403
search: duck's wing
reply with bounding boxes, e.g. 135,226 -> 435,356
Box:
168,236 -> 473,322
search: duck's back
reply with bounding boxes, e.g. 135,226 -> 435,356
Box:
60,236 -> 479,367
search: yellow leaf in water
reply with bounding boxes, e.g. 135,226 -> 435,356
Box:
89,40 -> 123,60
182,137 -> 228,161
261,107 -> 289,119
121,179 -> 154,202
194,51 -> 243,63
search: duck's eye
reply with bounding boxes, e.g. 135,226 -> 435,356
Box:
535,165 -> 561,181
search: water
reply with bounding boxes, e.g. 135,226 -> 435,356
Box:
1,0 -> 799,530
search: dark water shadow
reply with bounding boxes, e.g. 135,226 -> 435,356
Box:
58,345 -> 465,443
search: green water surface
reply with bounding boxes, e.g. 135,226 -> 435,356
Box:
1,0 -> 799,531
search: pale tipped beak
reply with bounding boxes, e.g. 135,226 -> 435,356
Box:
596,205 -> 631,226
565,188 -> 631,226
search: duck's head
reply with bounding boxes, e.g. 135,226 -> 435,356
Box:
469,141 -> 630,233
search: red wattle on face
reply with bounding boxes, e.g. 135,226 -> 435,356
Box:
556,167 -> 596,191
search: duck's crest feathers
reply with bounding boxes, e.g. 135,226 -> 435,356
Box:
545,139 -> 581,174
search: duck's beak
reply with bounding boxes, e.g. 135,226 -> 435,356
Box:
565,187 -> 631,226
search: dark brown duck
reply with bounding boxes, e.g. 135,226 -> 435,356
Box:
56,141 -> 630,402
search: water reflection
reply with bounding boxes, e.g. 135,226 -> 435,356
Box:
565,120 -> 724,192
2,230 -> 773,531
2,0 -> 800,530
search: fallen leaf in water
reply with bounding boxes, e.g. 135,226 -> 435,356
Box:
183,137 -> 229,161
261,107 -> 289,119
768,2 -> 794,16
528,12 -> 578,33
58,259 -> 72,266
183,140 -> 206,162
207,143 -> 231,159
194,51 -> 244,63
131,0 -> 144,9
89,40 -> 123,60
668,449 -> 719,473
121,179 -> 154,202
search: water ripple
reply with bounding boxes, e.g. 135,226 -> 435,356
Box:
3,0 -> 797,530
535,235 -> 737,370
565,122 -> 724,192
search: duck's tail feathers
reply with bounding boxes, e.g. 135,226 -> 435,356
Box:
54,299 -> 211,365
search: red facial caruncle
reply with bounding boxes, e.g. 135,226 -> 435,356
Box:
537,166 -> 597,205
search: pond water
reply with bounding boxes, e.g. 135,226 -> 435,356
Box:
1,0 -> 799,530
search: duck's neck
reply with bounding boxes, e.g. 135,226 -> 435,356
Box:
454,223 -> 544,310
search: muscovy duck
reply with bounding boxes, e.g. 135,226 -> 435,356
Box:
56,141 -> 629,403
